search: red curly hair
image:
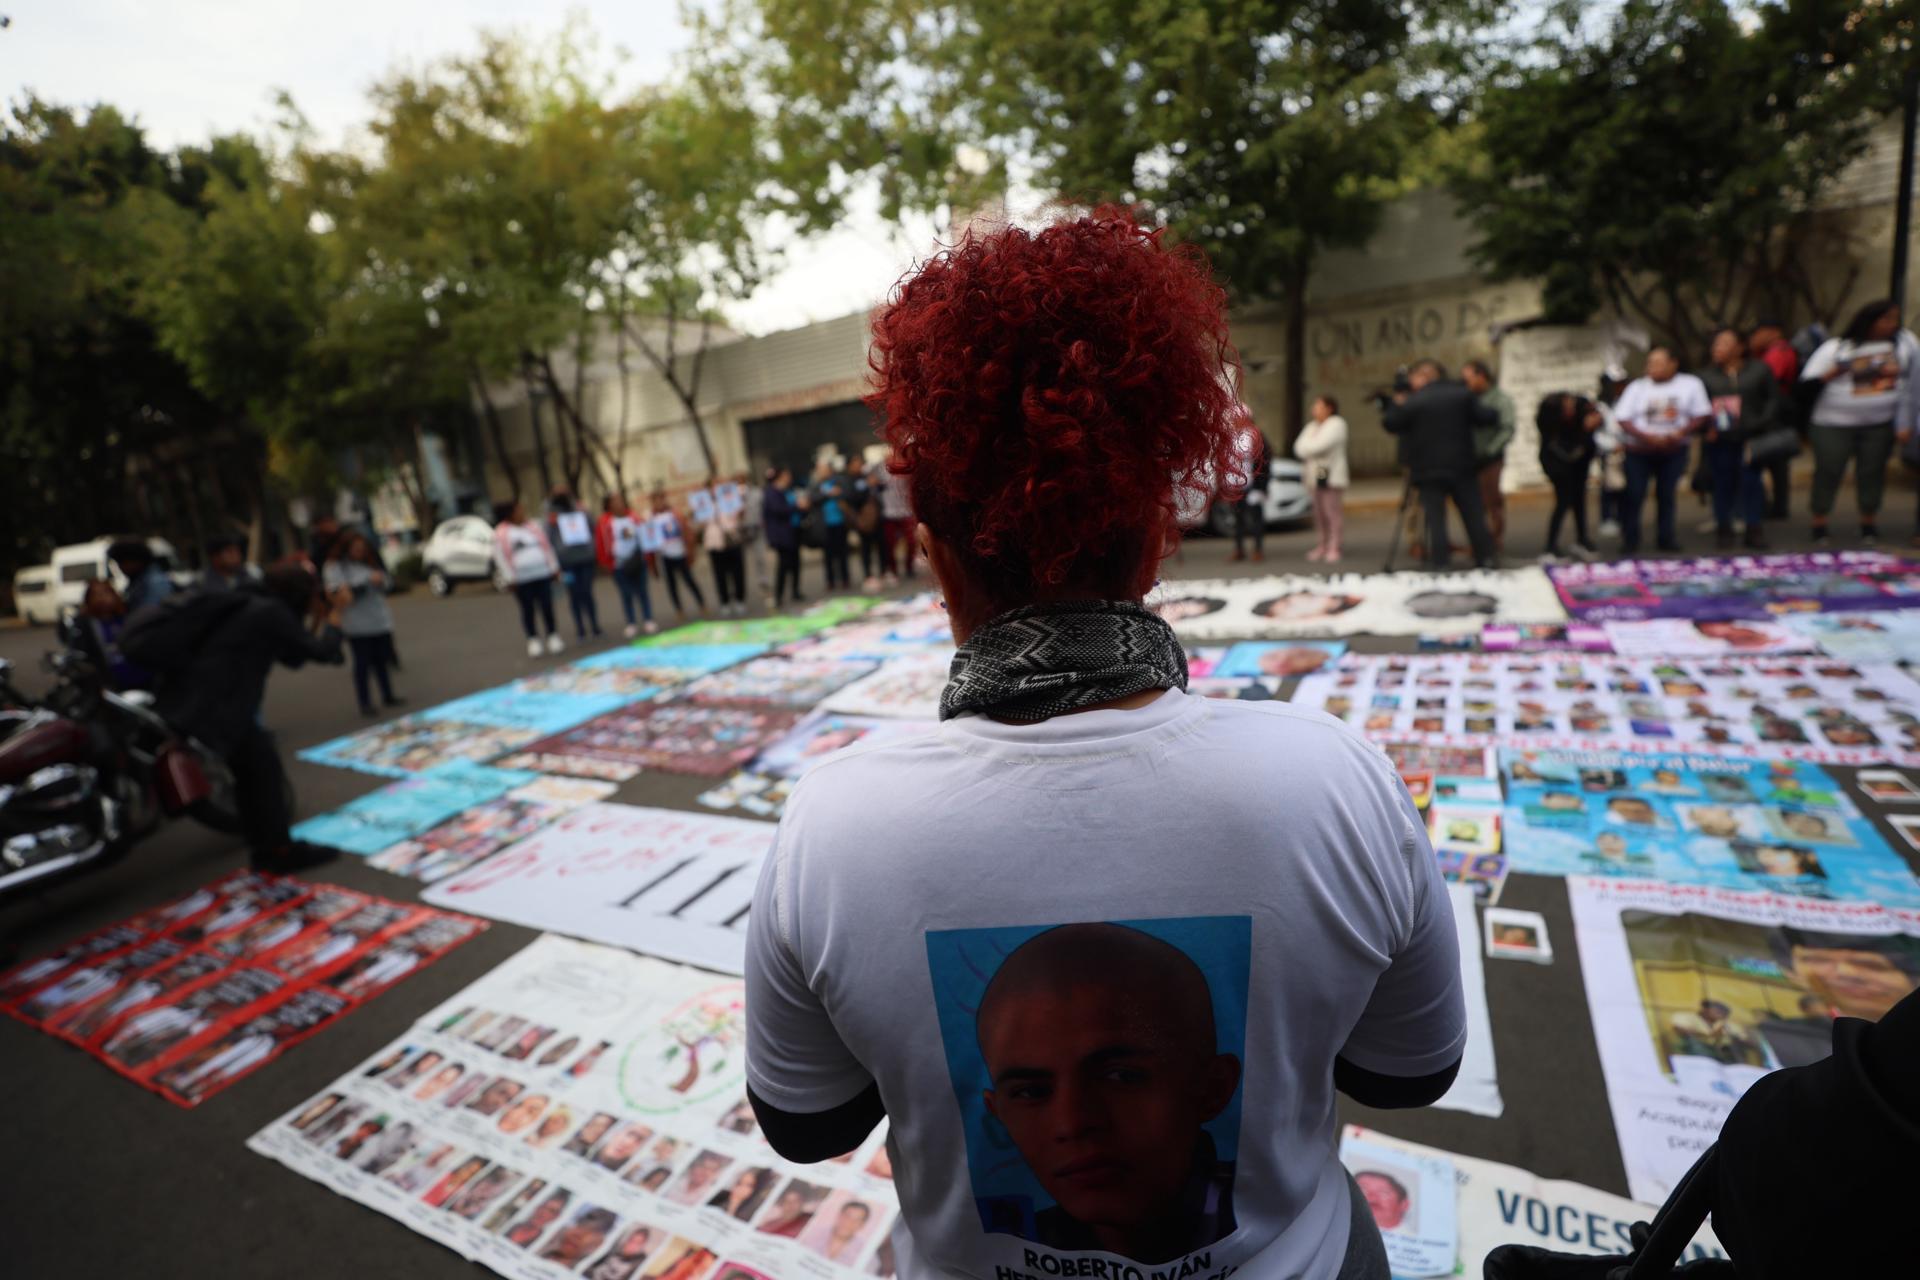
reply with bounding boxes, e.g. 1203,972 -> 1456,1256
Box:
867,209 -> 1243,609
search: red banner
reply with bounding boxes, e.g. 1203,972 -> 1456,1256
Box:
0,870 -> 486,1107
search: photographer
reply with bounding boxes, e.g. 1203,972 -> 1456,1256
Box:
1381,359 -> 1499,570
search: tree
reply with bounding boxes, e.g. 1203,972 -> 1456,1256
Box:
725,0 -> 1503,440
1452,0 -> 1916,358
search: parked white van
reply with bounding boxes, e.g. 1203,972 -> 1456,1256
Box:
48,537 -> 181,613
11,565 -> 60,626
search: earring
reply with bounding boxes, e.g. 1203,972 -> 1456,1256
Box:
937,600 -> 948,611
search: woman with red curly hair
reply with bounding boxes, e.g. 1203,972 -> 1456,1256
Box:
744,212 -> 1463,1280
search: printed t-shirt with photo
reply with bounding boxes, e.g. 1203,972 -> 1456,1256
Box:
1614,373 -> 1712,444
745,690 -> 1466,1280
1802,331 -> 1920,428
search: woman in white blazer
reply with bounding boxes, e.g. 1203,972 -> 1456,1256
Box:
1294,395 -> 1350,562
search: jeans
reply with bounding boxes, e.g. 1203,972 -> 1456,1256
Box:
856,527 -> 877,579
612,563 -> 653,626
229,723 -> 293,863
1416,472 -> 1495,569
1622,448 -> 1689,552
347,633 -> 396,710
1765,448 -> 1793,518
1706,438 -> 1766,531
822,525 -> 851,589
1233,500 -> 1265,555
563,563 -> 601,637
1809,421 -> 1894,520
1545,466 -> 1592,552
774,545 -> 803,605
710,546 -> 746,606
514,578 -> 557,637
661,556 -> 704,613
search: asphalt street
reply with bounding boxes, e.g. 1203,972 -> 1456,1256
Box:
1,478 -> 1909,1279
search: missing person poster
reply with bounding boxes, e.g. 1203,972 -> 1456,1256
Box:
1338,1133 -> 1456,1276
1568,878 -> 1920,1202
1500,748 -> 1920,906
1149,569 -> 1566,639
248,934 -> 902,1280
1339,1125 -> 1724,1269
1547,551 -> 1920,622
422,805 -> 773,976
0,870 -> 484,1107
292,761 -> 542,857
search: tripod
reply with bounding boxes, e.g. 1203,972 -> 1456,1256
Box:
1382,476 -> 1419,573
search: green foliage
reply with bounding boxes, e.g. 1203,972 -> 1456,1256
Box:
1452,0 -> 1916,354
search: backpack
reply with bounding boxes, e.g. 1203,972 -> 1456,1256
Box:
118,589 -> 252,680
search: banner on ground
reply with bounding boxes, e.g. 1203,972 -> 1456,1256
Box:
1547,552 -> 1920,622
301,715 -> 542,778
423,805 -> 773,975
1780,610 -> 1920,664
698,712 -> 936,820
1501,748 -> 1920,906
1439,884 -> 1503,1119
1293,652 -> 1920,765
418,687 -> 639,736
249,934 -> 902,1280
680,657 -> 879,709
1599,618 -> 1815,659
1340,1125 -> 1725,1269
293,761 -> 541,856
635,600 -> 881,651
1481,622 -> 1611,652
500,704 -> 803,782
0,870 -> 484,1107
820,651 -> 954,722
1568,878 -> 1920,1202
367,778 -> 619,883
1150,569 -> 1566,639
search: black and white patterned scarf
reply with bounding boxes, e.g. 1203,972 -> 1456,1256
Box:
939,599 -> 1189,723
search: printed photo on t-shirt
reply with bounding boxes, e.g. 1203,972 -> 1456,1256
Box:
925,915 -> 1251,1266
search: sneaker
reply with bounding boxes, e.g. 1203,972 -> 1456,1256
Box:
1539,551 -> 1562,565
1252,549 -> 1264,562
1229,550 -> 1245,563
1574,544 -> 1598,562
547,634 -> 566,655
643,621 -> 660,635
1744,527 -> 1769,551
527,637 -> 543,658
1597,519 -> 1621,539
359,703 -> 378,718
1862,524 -> 1879,546
1810,525 -> 1830,545
384,696 -> 407,709
624,624 -> 638,639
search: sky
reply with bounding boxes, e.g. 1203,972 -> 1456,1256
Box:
2,0 -> 944,335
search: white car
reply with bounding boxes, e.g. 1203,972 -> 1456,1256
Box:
11,565 -> 60,626
420,515 -> 502,595
1207,456 -> 1311,536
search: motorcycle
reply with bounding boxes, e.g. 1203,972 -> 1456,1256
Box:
0,620 -> 245,904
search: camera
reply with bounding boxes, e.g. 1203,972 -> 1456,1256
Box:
1368,365 -> 1413,412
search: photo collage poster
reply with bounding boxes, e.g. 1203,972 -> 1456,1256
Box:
498,704 -> 805,782
1149,568 -> 1567,640
292,761 -> 543,857
249,934 -> 903,1280
1546,551 -> 1920,622
422,805 -> 774,976
0,870 -> 485,1107
366,778 -> 620,884
1568,878 -> 1920,1202
1379,741 -> 1510,904
698,711 -> 936,820
1501,748 -> 1920,907
1293,652 -> 1920,765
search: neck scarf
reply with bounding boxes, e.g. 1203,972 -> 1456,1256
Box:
939,599 -> 1189,723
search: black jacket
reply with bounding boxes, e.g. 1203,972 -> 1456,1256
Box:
1695,359 -> 1786,444
1382,381 -> 1496,483
155,595 -> 343,753
1536,393 -> 1599,477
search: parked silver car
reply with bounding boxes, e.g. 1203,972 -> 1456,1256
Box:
1207,455 -> 1311,536
420,515 -> 501,595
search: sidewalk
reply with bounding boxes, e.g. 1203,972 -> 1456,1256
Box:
1340,455 -> 1824,516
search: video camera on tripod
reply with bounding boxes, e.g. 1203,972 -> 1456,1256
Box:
1368,366 -> 1413,414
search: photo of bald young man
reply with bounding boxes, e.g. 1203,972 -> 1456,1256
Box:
930,918 -> 1250,1265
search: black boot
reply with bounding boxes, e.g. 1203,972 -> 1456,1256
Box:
252,840 -> 341,874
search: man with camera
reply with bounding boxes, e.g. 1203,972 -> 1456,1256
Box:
1382,359 -> 1499,570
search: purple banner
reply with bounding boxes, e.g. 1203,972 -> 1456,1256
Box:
1547,552 -> 1920,621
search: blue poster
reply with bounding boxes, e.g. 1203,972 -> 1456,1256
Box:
417,685 -> 632,735
291,761 -> 539,855
1211,640 -> 1346,679
1501,748 -> 1920,906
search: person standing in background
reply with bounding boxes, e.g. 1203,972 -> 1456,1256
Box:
1229,418 -> 1269,564
1613,347 -> 1712,554
596,495 -> 656,638
1748,318 -> 1801,520
1800,300 -> 1918,547
201,535 -> 252,592
847,454 -> 883,589
734,472 -> 767,605
701,494 -> 748,618
546,492 -> 603,641
1593,368 -> 1630,540
763,469 -> 805,608
492,500 -> 564,657
650,491 -> 707,618
1536,392 -> 1600,561
1462,360 -> 1516,557
877,452 -> 914,581
1294,396 -> 1349,563
1698,326 -> 1786,552
323,530 -> 404,717
1383,359 -> 1499,570
812,459 -> 852,591
109,539 -> 176,613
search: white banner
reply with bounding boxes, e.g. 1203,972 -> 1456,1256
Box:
1567,877 -> 1920,1202
422,806 -> 774,977
1149,569 -> 1566,639
250,934 -> 903,1280
1438,885 -> 1503,1119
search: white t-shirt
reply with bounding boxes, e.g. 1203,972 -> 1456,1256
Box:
652,512 -> 688,559
746,690 -> 1464,1280
1802,331 -> 1919,428
1614,373 -> 1711,443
